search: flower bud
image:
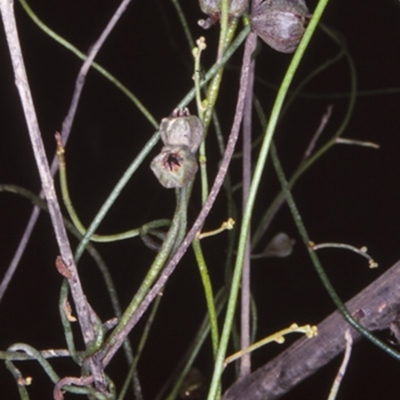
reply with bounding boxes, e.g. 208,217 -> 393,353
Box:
160,108 -> 204,153
150,145 -> 198,189
199,0 -> 249,19
251,0 -> 309,53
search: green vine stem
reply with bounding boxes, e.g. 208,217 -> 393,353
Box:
18,0 -> 248,258
5,343 -> 109,398
192,238 -> 220,357
0,0 -> 107,386
74,131 -> 159,262
193,37 -> 210,203
162,287 -> 227,400
117,294 -> 162,400
203,20 -> 239,133
170,0 -> 195,51
310,242 -> 378,269
21,0 -> 248,131
0,184 -> 120,319
6,343 -> 60,384
55,132 -> 170,243
270,142 -> 400,361
101,186 -> 187,365
178,24 -> 250,109
18,0 -> 158,129
224,323 -> 317,367
252,24 -> 357,250
218,0 -> 230,61
207,0 -> 330,398
0,184 -> 137,372
72,23 -> 249,262
58,279 -> 81,365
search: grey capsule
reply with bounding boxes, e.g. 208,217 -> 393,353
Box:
160,109 -> 204,154
251,0 -> 309,53
150,145 -> 198,189
199,0 -> 249,18
263,232 -> 295,257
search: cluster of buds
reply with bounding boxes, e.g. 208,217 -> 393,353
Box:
251,0 -> 310,53
151,109 -> 204,189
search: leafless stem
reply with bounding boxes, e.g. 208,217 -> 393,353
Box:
302,104 -> 333,162
327,329 -> 353,400
54,376 -> 94,400
257,105 -> 333,240
59,0 -> 133,144
240,15 -> 258,377
102,30 -> 257,367
0,0 -> 105,389
0,0 -> 132,303
223,259 -> 400,400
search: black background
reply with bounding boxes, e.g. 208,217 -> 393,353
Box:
1,0 -> 400,399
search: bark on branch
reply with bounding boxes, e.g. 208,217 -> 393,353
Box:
224,259 -> 400,400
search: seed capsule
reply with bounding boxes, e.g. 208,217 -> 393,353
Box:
251,0 -> 309,53
150,145 -> 198,189
160,108 -> 204,153
263,232 -> 295,257
199,0 -> 249,19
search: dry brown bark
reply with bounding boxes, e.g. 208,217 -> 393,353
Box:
223,260 -> 400,400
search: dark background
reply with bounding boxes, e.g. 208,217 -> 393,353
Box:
1,0 -> 400,398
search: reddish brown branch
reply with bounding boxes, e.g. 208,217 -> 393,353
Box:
54,376 -> 94,400
223,259 -> 400,400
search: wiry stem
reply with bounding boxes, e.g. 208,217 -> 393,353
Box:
0,0 -> 106,390
0,0 -> 135,303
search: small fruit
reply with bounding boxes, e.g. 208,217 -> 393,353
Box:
251,0 -> 309,53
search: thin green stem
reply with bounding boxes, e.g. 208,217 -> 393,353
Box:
117,295 -> 162,400
0,349 -> 70,361
271,142 -> 400,361
6,343 -> 59,383
101,188 -> 186,360
170,0 -> 195,50
59,279 -> 80,365
73,23 -> 249,262
207,1 -> 330,397
232,26 -> 345,159
193,37 -> 209,203
18,0 -> 158,129
311,242 -> 378,269
74,131 -> 160,262
218,0 -> 230,61
162,288 -> 227,400
0,184 -> 136,371
280,34 -> 345,118
56,134 -> 170,242
192,239 -> 219,358
252,25 -> 357,249
203,20 -> 239,132
178,24 -> 250,110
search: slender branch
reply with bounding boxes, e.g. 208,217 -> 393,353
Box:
223,259 -> 400,400
271,141 -> 400,361
101,187 -> 187,366
240,5 -> 258,376
102,26 -> 255,368
0,348 -> 70,361
0,0 -> 134,303
0,0 -> 105,389
327,329 -> 353,400
302,104 -> 333,162
59,0 -> 134,141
